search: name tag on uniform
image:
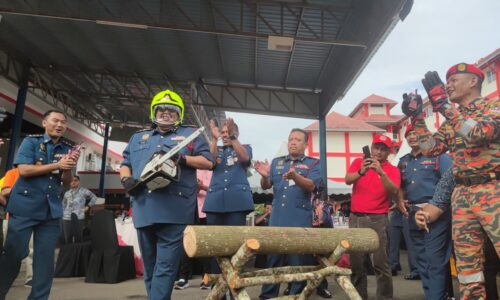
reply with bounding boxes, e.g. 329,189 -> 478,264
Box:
227,156 -> 234,166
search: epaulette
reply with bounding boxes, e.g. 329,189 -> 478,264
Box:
400,153 -> 411,160
275,155 -> 287,160
134,128 -> 151,134
305,156 -> 319,161
60,138 -> 74,147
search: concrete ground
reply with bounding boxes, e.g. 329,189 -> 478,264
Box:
6,252 -> 461,300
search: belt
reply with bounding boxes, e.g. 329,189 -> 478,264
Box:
455,171 -> 499,186
351,212 -> 385,217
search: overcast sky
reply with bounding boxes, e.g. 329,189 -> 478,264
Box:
226,0 -> 500,161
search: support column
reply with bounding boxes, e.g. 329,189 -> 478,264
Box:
98,122 -> 110,197
319,115 -> 327,185
6,63 -> 31,170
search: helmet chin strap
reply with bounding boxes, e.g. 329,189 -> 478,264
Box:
153,118 -> 179,132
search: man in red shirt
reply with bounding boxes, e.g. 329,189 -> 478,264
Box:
345,134 -> 400,300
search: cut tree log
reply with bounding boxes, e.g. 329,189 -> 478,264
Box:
184,226 -> 378,258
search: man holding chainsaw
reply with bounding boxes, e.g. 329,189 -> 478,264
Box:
120,90 -> 213,300
402,64 -> 499,299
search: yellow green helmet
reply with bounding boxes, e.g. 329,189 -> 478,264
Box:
150,89 -> 185,124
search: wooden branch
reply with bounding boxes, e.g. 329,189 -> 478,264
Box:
184,226 -> 379,258
217,258 -> 251,300
231,239 -> 260,270
336,275 -> 362,300
240,266 -> 320,278
206,276 -> 228,300
329,240 -> 350,265
203,273 -> 221,285
231,266 -> 351,289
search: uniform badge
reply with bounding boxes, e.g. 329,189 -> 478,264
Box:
294,164 -> 309,169
420,160 -> 434,165
171,136 -> 186,142
142,134 -> 149,140
276,159 -> 285,169
455,136 -> 465,145
457,63 -> 466,72
39,144 -> 45,152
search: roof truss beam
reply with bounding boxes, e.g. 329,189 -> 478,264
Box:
0,1 -> 365,48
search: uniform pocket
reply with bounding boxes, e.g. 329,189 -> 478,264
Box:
132,143 -> 150,152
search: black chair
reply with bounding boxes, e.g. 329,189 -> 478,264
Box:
85,210 -> 136,283
55,214 -> 92,277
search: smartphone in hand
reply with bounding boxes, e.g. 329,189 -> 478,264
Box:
362,145 -> 371,159
68,144 -> 81,160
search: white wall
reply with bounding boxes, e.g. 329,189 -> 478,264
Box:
368,104 -> 386,115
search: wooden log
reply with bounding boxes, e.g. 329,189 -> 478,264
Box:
203,273 -> 221,285
217,258 -> 251,300
184,226 -> 379,258
240,266 -> 321,278
231,266 -> 351,289
230,239 -> 260,270
336,276 -> 362,300
206,276 -> 227,300
328,240 -> 350,265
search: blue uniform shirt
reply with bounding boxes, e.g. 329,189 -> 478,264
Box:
121,125 -> 212,228
398,153 -> 452,204
203,145 -> 254,213
8,134 -> 72,220
268,155 -> 321,227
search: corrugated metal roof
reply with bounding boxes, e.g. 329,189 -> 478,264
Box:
0,0 -> 412,129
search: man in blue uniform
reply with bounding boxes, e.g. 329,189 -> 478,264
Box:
397,124 -> 453,299
254,128 -> 321,299
203,118 -> 254,226
388,201 -> 419,278
120,90 -> 213,300
0,110 -> 79,300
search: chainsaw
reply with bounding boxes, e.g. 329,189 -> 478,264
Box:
139,127 -> 205,191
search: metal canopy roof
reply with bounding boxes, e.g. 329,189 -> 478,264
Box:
0,0 -> 412,134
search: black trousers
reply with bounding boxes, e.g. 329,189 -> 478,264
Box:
63,216 -> 84,244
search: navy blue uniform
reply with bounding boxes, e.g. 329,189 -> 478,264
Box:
0,134 -> 72,300
121,125 -> 212,300
260,155 -> 320,299
203,144 -> 254,225
388,209 -> 418,276
398,153 -> 453,300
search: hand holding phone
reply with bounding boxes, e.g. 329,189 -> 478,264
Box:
67,144 -> 82,161
362,145 -> 371,159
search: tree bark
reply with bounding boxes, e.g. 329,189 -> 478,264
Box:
184,226 -> 378,257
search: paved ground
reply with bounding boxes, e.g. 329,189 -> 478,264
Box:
6,252 -> 462,300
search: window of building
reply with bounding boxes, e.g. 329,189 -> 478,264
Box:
485,68 -> 496,84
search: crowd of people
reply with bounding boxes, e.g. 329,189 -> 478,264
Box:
0,61 -> 497,300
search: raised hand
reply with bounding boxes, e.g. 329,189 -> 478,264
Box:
254,159 -> 270,177
210,119 -> 220,140
422,71 -> 448,112
282,160 -> 296,180
401,91 -> 423,117
225,118 -> 236,137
